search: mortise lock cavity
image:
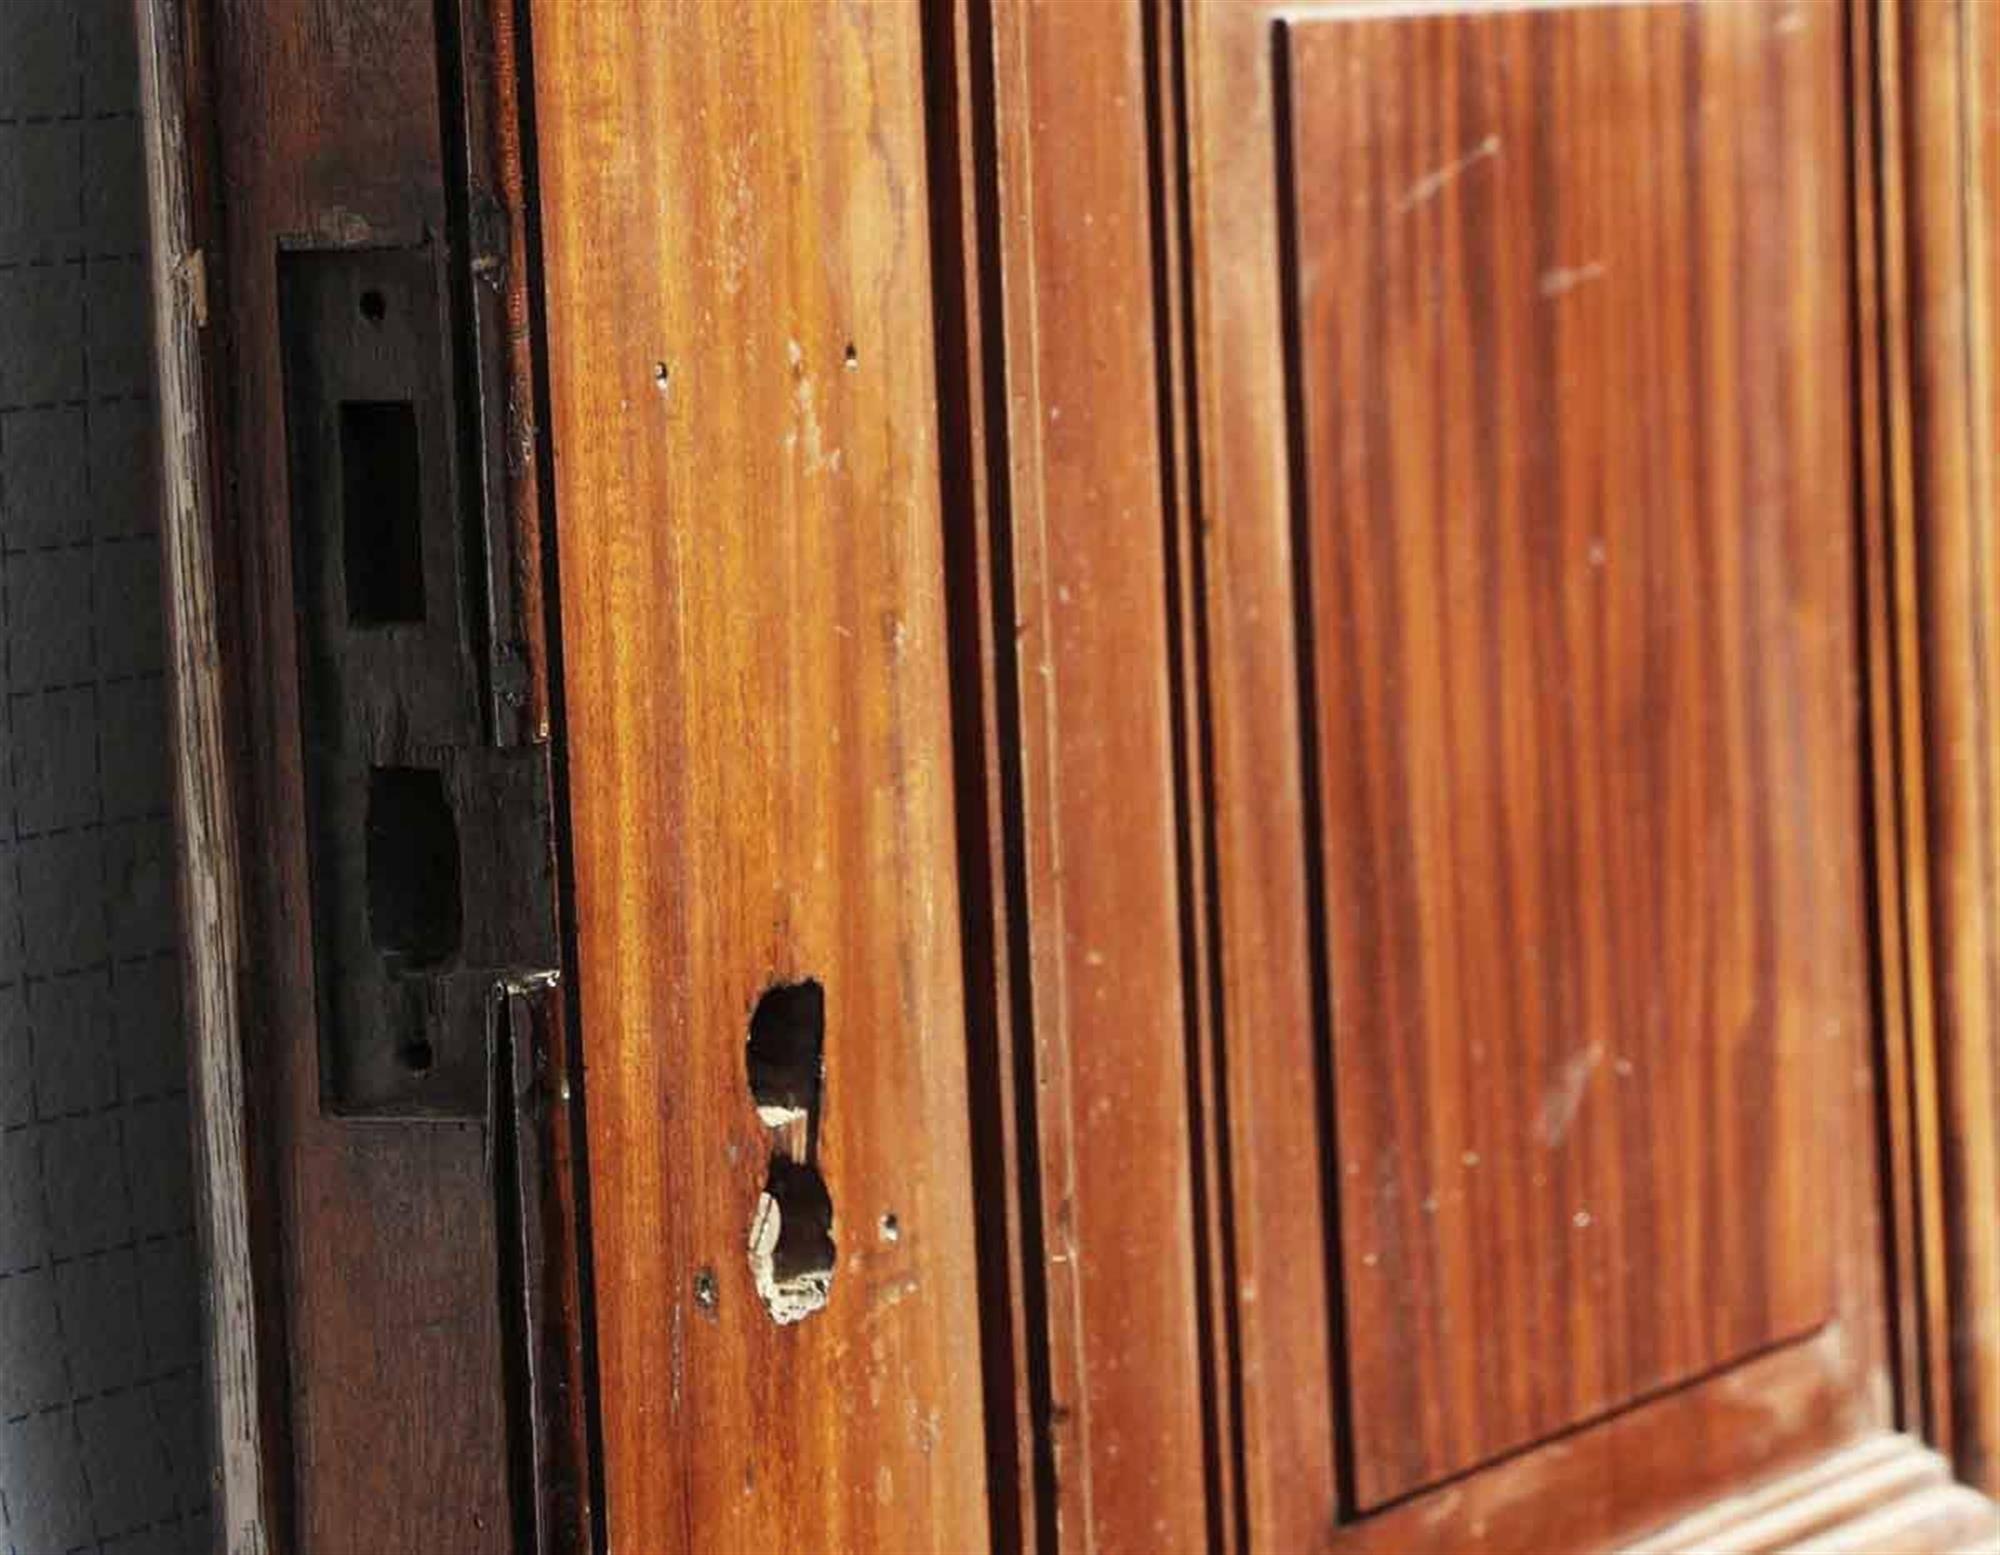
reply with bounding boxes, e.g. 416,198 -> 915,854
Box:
281,246 -> 556,1118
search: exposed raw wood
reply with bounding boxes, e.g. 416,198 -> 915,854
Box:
135,0 -> 273,1546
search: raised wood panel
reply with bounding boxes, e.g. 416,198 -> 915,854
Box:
528,3 -> 989,1551
1619,1434 -> 1997,1555
1335,1332 -> 1878,1555
1280,0 -> 1864,1505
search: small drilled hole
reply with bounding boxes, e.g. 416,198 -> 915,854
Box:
652,361 -> 671,393
400,1036 -> 435,1074
359,288 -> 388,323
842,342 -> 858,371
879,1213 -> 900,1244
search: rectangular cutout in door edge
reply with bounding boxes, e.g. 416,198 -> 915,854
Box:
280,245 -> 559,1117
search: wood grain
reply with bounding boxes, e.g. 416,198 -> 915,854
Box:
1338,1328 -> 1876,1555
193,0 -> 518,1544
1282,0 -> 1864,1503
976,1 -> 1215,1549
1179,0 -> 1348,1539
1892,0 -> 2000,1494
528,2 -> 989,1550
146,0 -> 2000,1546
136,0 -> 274,1544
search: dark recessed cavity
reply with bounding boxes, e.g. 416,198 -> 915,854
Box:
358,287 -> 388,323
760,1157 -> 836,1288
746,979 -> 825,1119
365,766 -> 461,972
339,399 -> 427,624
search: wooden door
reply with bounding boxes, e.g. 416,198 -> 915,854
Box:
143,0 -> 2000,1549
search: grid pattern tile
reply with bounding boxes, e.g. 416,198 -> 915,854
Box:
0,1 -> 210,1551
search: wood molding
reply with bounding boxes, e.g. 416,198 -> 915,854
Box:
134,0 -> 276,1548
928,2 -> 1226,1551
1873,0 -> 2000,1491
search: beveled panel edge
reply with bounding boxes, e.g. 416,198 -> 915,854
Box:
1620,1434 -> 1998,1555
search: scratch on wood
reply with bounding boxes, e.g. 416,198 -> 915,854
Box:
1537,1042 -> 1605,1146
1397,133 -> 1500,214
1539,261 -> 1607,298
783,338 -> 841,475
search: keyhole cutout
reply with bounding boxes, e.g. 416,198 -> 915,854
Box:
745,980 -> 835,1324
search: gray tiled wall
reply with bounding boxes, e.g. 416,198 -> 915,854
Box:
0,1 -> 211,1551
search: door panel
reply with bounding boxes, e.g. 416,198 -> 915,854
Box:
1281,1 -> 1860,1505
1113,0 -> 1890,1544
528,3 -> 991,1552
940,0 -> 1907,1547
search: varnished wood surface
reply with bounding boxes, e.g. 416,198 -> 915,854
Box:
956,0 -> 1216,1549
1893,0 -> 2000,1494
944,0 -> 1932,1545
1168,0 -> 1905,1543
528,2 -> 990,1551
1284,0 -> 1863,1504
1180,0 -> 1349,1540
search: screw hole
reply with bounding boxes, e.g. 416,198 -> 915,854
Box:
400,1036 -> 435,1074
879,1213 -> 900,1244
652,361 -> 671,394
842,342 -> 859,371
359,289 -> 388,323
